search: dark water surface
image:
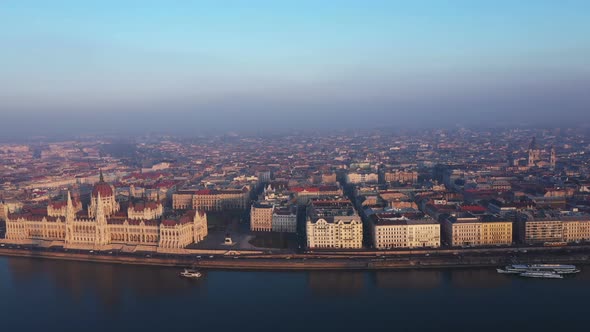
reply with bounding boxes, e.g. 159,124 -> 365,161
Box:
1,257 -> 588,332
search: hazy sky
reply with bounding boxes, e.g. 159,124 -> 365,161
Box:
1,1 -> 590,136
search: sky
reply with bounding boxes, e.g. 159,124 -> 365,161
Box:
1,0 -> 590,136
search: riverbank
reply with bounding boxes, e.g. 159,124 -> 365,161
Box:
1,247 -> 588,270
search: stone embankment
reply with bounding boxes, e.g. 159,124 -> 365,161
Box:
0,246 -> 589,270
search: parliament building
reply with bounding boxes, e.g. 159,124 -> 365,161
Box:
4,173 -> 208,251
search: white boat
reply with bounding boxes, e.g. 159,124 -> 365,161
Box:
500,264 -> 579,274
496,268 -> 514,274
179,269 -> 202,279
519,271 -> 563,279
528,264 -> 580,274
500,264 -> 530,273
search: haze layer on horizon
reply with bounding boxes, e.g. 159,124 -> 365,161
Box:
1,1 -> 589,137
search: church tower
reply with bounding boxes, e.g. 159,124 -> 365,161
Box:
528,137 -> 540,167
550,146 -> 557,169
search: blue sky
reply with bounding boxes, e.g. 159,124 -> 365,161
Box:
1,1 -> 589,133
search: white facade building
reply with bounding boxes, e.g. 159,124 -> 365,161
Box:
372,214 -> 440,249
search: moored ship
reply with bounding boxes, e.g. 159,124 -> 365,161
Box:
519,271 -> 563,279
497,264 -> 579,274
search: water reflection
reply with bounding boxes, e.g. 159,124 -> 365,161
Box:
306,271 -> 365,296
448,268 -> 511,288
5,258 -> 204,308
372,269 -> 443,289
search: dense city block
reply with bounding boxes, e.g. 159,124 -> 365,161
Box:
1,128 -> 590,255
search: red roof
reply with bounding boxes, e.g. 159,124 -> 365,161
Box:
48,201 -> 67,209
162,219 -> 178,226
92,182 -> 114,197
129,202 -> 160,211
460,205 -> 487,213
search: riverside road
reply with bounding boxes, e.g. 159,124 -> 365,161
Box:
0,244 -> 589,270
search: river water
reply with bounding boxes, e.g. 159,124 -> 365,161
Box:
1,256 -> 588,331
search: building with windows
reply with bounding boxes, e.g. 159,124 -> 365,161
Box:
345,172 -> 379,184
192,188 -> 250,211
272,206 -> 297,233
518,211 -> 590,244
306,198 -> 362,249
88,171 -> 120,218
383,170 -> 418,184
250,202 -> 274,231
127,201 -> 164,220
371,213 -> 440,249
292,185 -> 343,205
172,190 -> 195,210
443,213 -> 512,247
4,178 -> 208,250
173,186 -> 250,212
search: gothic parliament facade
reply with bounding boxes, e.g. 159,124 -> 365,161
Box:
4,174 -> 208,250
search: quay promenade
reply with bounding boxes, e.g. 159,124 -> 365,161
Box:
0,244 -> 589,271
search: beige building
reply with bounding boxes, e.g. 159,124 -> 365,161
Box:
127,201 -> 164,220
384,170 -> 418,184
519,211 -> 590,244
5,180 -> 208,250
292,185 -> 343,205
306,199 -> 363,249
250,203 -> 274,231
345,172 -> 378,184
88,172 -> 120,218
192,188 -> 249,211
443,213 -> 512,247
173,187 -> 250,211
371,213 -> 440,249
0,201 -> 23,221
172,190 -> 195,210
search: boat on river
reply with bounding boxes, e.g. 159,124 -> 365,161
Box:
497,264 -> 579,274
179,269 -> 202,279
519,271 -> 563,279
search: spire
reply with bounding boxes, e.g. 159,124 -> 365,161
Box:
99,169 -> 104,182
67,191 -> 73,208
529,136 -> 537,150
66,191 -> 74,224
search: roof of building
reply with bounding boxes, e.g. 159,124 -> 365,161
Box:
92,182 -> 114,197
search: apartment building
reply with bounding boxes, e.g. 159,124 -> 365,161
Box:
371,213 -> 440,249
443,213 -> 512,247
306,198 -> 362,249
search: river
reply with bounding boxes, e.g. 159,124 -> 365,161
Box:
1,257 -> 587,331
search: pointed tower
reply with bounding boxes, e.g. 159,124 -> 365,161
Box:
528,137 -> 540,167
66,191 -> 74,222
193,210 -> 208,243
65,191 -> 74,244
99,169 -> 105,182
550,146 -> 557,169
